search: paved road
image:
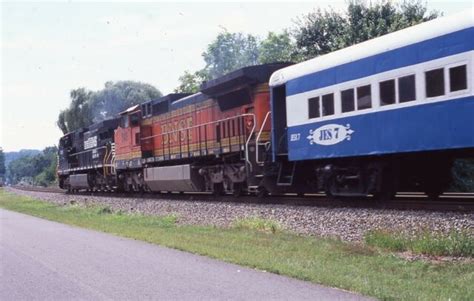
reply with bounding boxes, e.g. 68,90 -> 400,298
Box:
0,209 -> 371,300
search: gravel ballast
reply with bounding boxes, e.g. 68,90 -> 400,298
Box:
7,188 -> 473,242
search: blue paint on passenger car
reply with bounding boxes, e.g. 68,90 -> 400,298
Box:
286,28 -> 474,96
286,97 -> 474,161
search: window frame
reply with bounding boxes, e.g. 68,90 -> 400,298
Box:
308,96 -> 321,119
293,54 -> 470,127
321,93 -> 335,117
356,84 -> 372,111
379,79 -> 397,107
397,74 -> 417,104
340,88 -> 356,114
446,61 -> 469,95
424,67 -> 446,99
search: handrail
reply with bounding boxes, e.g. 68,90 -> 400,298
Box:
255,111 -> 271,164
69,146 -> 106,156
110,143 -> 116,175
244,115 -> 256,172
140,113 -> 255,140
140,113 -> 256,172
102,144 -> 110,176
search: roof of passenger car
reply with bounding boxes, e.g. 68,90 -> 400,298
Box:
269,11 -> 474,87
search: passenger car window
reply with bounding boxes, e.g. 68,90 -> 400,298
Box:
341,89 -> 355,113
308,96 -> 320,119
379,80 -> 396,106
322,93 -> 334,116
357,85 -> 372,110
449,65 -> 467,92
425,68 -> 445,97
398,75 -> 416,103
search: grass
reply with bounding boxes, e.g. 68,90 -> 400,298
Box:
1,189 -> 473,301
232,216 -> 281,233
365,229 -> 474,257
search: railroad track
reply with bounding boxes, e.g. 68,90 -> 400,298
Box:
10,185 -> 474,212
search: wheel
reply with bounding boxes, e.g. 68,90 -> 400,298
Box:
232,182 -> 244,197
372,166 -> 398,202
422,161 -> 452,200
423,177 -> 447,200
257,186 -> 268,198
323,175 -> 338,200
213,183 -> 224,196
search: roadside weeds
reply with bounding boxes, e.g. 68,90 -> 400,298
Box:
0,189 -> 472,301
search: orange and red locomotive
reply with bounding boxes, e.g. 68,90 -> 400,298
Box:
58,63 -> 291,195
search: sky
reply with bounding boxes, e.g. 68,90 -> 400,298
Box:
1,0 -> 473,152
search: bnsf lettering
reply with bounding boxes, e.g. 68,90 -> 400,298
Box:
162,117 -> 193,144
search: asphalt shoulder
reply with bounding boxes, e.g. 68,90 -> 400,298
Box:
0,208 -> 372,300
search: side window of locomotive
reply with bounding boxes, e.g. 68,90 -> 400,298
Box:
99,131 -> 110,140
341,88 -> 355,113
147,103 -> 152,117
216,124 -> 221,143
222,121 -> 227,138
308,96 -> 320,119
134,133 -> 140,145
322,93 -> 334,116
398,75 -> 416,103
130,113 -> 140,126
120,116 -> 129,128
379,79 -> 396,106
357,85 -> 372,110
449,65 -> 467,92
231,119 -> 235,137
425,68 -> 445,97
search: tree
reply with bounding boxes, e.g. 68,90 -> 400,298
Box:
174,30 -> 300,92
293,8 -> 348,59
203,31 -> 260,79
6,146 -> 58,186
56,88 -> 94,134
258,31 -> 299,64
34,146 -> 58,186
57,110 -> 68,134
57,81 -> 162,134
174,70 -> 210,94
293,0 -> 439,60
0,148 -> 5,176
90,81 -> 162,123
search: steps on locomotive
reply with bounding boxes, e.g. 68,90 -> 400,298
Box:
277,161 -> 296,186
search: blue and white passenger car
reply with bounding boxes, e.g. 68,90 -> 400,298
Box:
268,11 -> 474,198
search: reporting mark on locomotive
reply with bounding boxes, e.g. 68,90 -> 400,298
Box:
306,124 -> 354,146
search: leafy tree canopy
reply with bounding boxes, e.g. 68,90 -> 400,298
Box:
0,148 -> 5,176
175,31 -> 297,93
57,81 -> 162,134
6,146 -> 58,186
203,31 -> 260,79
174,70 -> 210,94
293,0 -> 439,59
258,31 -> 299,64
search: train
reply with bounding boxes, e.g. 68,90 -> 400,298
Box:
58,12 -> 474,199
